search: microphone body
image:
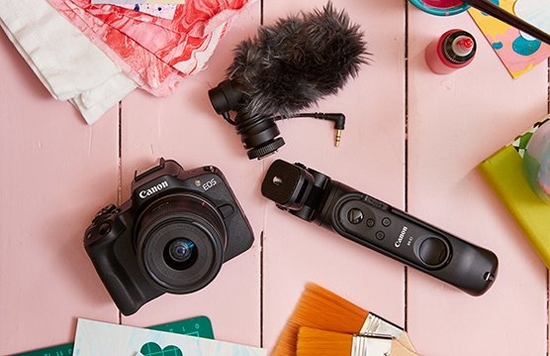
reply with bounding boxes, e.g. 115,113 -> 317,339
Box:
208,2 -> 369,159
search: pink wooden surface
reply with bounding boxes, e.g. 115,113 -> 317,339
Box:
0,1 -> 549,356
0,24 -> 120,352
407,5 -> 548,355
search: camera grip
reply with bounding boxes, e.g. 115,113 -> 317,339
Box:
321,186 -> 498,296
86,248 -> 147,315
84,216 -> 162,315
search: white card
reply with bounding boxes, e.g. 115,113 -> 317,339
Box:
73,318 -> 267,356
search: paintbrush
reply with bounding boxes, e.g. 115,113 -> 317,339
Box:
271,283 -> 417,356
463,0 -> 550,45
296,327 -> 420,356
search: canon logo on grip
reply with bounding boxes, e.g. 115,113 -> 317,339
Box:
138,180 -> 169,199
394,226 -> 408,248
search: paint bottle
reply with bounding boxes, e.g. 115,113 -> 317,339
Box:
425,29 -> 476,75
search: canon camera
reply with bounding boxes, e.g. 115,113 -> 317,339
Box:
84,158 -> 254,315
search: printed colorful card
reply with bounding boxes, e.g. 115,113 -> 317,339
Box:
13,316 -> 214,355
73,318 -> 266,356
468,0 -> 550,78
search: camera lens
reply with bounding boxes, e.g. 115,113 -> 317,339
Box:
135,193 -> 227,294
165,238 -> 197,269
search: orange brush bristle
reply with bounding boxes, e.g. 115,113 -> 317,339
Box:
271,283 -> 369,356
296,327 -> 353,356
271,283 -> 416,356
296,327 -> 420,356
292,283 -> 369,331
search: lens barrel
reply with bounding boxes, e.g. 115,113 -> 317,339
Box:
135,193 -> 227,294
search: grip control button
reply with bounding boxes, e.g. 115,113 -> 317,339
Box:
418,237 -> 448,267
347,208 -> 364,224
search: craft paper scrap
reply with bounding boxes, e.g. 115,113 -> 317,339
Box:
468,0 -> 550,79
90,2 -> 180,20
14,316 -> 214,355
73,318 -> 267,356
49,0 -> 182,96
71,0 -> 243,73
115,4 -> 178,21
92,1 -> 186,3
48,0 -> 252,96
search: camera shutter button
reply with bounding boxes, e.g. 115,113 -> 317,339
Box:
418,237 -> 449,267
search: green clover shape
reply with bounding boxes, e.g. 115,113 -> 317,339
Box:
140,342 -> 183,356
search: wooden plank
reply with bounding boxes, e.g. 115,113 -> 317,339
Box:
0,30 -> 120,355
0,1 -> 548,355
117,2 -> 264,347
260,0 -> 408,350
406,5 -> 548,355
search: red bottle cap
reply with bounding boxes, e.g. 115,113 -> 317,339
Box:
452,36 -> 474,57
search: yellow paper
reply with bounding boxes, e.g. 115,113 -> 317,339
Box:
468,0 -> 550,78
479,144 -> 550,268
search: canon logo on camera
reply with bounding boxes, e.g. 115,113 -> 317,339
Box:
138,180 -> 169,199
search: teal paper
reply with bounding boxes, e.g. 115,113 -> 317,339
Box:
13,316 -> 214,356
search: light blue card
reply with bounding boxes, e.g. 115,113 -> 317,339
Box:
73,318 -> 266,356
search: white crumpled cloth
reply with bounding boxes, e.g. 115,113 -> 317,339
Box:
0,0 -> 137,124
0,0 -> 253,124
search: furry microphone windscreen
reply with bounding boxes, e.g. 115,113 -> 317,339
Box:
226,2 -> 369,120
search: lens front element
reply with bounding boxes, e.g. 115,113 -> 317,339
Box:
165,238 -> 198,270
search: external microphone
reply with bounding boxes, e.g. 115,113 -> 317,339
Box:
208,2 -> 369,159
261,159 -> 499,296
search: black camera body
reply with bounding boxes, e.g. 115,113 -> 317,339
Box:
262,159 -> 499,296
84,158 -> 254,315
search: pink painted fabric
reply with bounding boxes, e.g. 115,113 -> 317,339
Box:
48,0 -> 250,96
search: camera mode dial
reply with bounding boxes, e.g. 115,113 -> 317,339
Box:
85,204 -> 125,245
93,204 -> 119,223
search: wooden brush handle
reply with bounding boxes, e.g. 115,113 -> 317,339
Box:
397,332 -> 418,353
392,339 -> 421,356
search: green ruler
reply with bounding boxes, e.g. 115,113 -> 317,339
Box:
13,316 -> 214,356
